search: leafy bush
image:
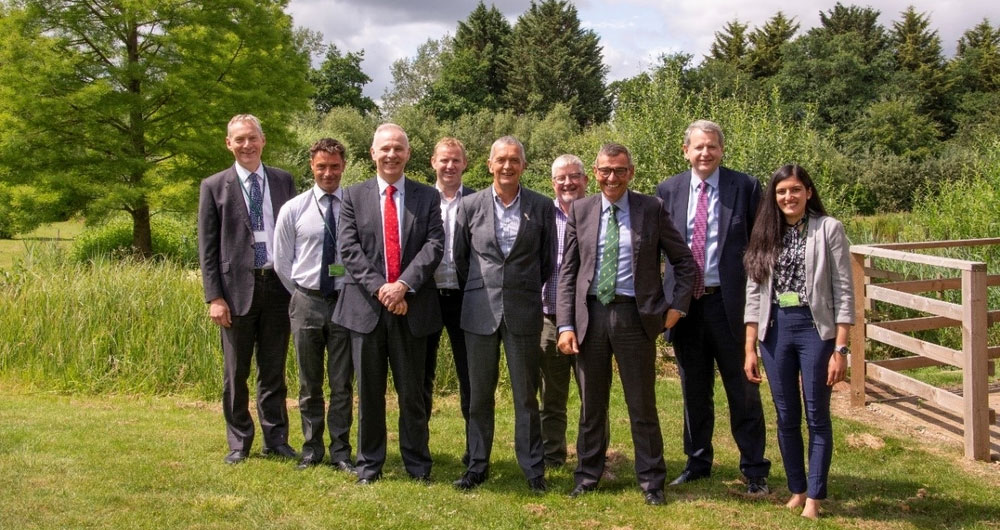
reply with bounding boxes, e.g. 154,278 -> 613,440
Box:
71,214 -> 198,267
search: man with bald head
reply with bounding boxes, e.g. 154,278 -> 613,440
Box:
453,136 -> 555,492
333,123 -> 444,484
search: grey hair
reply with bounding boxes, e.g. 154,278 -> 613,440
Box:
372,123 -> 410,148
227,114 -> 264,138
551,154 -> 584,178
683,119 -> 725,149
594,142 -> 633,167
489,135 -> 526,164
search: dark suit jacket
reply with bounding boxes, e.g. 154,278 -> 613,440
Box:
556,190 -> 696,343
455,186 -> 555,336
198,164 -> 296,316
656,166 -> 761,341
333,176 -> 444,337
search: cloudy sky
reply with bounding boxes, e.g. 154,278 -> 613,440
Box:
286,0 -> 1000,103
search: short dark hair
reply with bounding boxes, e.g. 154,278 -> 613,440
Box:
309,137 -> 347,161
595,142 -> 633,167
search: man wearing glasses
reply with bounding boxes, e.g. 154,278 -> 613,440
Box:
557,143 -> 695,505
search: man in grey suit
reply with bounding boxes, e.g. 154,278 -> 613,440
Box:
557,142 -> 696,506
656,119 -> 771,494
453,136 -> 555,493
423,137 -> 476,465
198,114 -> 298,464
333,123 -> 444,484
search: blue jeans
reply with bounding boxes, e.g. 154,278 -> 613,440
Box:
759,305 -> 835,499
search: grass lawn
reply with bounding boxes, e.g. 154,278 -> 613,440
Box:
1,374 -> 998,529
0,219 -> 84,269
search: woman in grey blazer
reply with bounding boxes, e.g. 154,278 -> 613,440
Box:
742,164 -> 854,520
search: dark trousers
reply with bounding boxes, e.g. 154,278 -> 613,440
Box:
672,290 -> 770,478
352,308 -> 431,480
220,273 -> 291,451
465,321 -> 545,480
760,305 -> 835,499
539,314 -> 575,467
574,298 -> 666,493
424,289 -> 471,461
289,288 -> 353,463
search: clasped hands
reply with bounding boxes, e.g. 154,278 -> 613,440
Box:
377,281 -> 409,315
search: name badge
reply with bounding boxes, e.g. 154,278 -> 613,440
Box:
778,291 -> 801,308
253,231 -> 268,244
328,264 -> 346,277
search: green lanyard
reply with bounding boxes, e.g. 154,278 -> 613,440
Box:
313,192 -> 337,241
236,171 -> 267,221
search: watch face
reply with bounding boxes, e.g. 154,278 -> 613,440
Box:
836,346 -> 850,355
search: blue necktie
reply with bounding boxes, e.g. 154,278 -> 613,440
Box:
320,194 -> 337,297
249,173 -> 266,268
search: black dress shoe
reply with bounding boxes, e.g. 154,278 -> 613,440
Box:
669,469 -> 710,486
527,476 -> 547,493
262,444 -> 299,460
296,457 -> 322,470
452,470 -> 487,490
355,474 -> 380,485
410,473 -> 432,484
644,489 -> 665,506
224,450 -> 249,465
568,483 -> 597,498
330,460 -> 357,474
746,476 -> 769,495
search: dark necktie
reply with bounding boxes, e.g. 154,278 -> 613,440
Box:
384,185 -> 401,283
320,193 -> 337,297
249,173 -> 266,268
596,204 -> 619,305
691,181 -> 709,299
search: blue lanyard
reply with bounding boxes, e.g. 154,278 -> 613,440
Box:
313,192 -> 337,241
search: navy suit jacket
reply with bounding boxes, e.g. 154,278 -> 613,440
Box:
333,176 -> 444,337
656,166 -> 761,341
198,164 -> 296,316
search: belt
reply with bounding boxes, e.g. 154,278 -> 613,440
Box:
586,294 -> 635,304
253,268 -> 277,279
438,288 -> 462,297
701,285 -> 720,295
296,285 -> 339,299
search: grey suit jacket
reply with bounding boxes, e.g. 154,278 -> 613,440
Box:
333,176 -> 444,337
455,186 -> 555,336
657,166 -> 761,341
198,164 -> 296,316
745,214 -> 855,341
556,191 -> 696,343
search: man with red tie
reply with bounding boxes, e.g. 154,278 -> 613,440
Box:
333,123 -> 444,484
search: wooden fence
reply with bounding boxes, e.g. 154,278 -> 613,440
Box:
849,238 -> 999,461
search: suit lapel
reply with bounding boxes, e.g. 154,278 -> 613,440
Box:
508,190 -> 532,259
578,195 -> 601,283
263,164 -> 283,224
672,171 -> 691,236
717,168 -> 735,253
367,179 -> 385,259
627,191 -> 643,277
401,178 -> 418,253
482,189 -> 501,258
226,167 -> 253,233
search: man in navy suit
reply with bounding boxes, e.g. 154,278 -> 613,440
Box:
333,123 -> 444,484
656,120 -> 771,494
198,114 -> 298,464
423,137 -> 476,464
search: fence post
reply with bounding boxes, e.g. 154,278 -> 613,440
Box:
961,264 -> 989,460
851,250 -> 867,407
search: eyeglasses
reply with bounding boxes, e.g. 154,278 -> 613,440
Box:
553,172 -> 585,183
595,166 -> 630,177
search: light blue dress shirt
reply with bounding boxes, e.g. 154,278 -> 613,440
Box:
686,168 -> 721,287
590,192 -> 635,297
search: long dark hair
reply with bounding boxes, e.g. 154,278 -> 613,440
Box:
744,164 -> 828,283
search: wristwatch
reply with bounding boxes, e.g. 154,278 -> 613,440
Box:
834,345 -> 850,356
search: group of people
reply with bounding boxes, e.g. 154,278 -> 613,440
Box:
198,114 -> 854,518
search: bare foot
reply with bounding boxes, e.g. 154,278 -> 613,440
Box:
786,493 -> 807,509
801,498 -> 821,520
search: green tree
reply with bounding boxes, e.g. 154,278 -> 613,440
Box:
888,6 -> 953,133
381,37 -> 451,118
308,45 -> 377,115
708,19 -> 749,65
746,11 -> 799,79
0,0 -> 310,254
816,2 -> 888,62
953,19 -> 1000,93
423,2 -> 512,120
505,0 -> 610,126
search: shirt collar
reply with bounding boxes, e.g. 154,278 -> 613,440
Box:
377,174 -> 406,195
311,184 -> 342,201
690,167 -> 720,192
235,162 -> 265,183
491,184 -> 521,207
601,190 -> 630,214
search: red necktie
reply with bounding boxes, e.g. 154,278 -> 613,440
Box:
384,185 -> 401,283
691,181 -> 708,299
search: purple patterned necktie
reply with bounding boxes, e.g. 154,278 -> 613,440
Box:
249,173 -> 267,268
691,181 -> 708,299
